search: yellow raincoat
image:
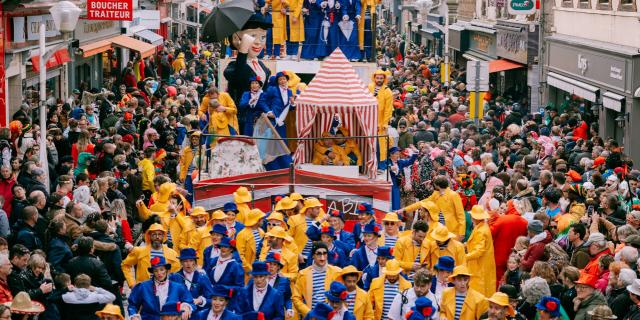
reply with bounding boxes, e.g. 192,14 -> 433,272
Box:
138,158 -> 155,192
121,224 -> 180,287
312,138 -> 351,165
369,275 -> 412,320
426,188 -> 467,236
393,235 -> 422,274
137,183 -> 190,252
288,0 -> 304,44
258,244 -> 299,278
337,127 -> 362,166
440,287 -> 488,320
268,0 -> 289,46
172,52 -> 186,72
292,265 -> 343,316
420,238 -> 466,270
465,221 -> 496,297
358,0 -> 380,50
368,70 -> 393,161
236,227 -> 265,279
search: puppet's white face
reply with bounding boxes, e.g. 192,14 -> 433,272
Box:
234,28 -> 267,59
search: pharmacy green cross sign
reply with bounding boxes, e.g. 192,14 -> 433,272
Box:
508,0 -> 536,14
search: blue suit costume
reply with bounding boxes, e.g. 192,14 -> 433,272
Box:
236,284 -> 285,320
361,262 -> 381,290
381,153 -> 417,210
262,83 -> 294,170
350,245 -> 374,272
168,270 -> 214,310
248,275 -> 293,312
206,257 -> 245,289
238,90 -> 268,136
192,308 -> 240,320
335,230 -> 355,253
338,0 -> 362,60
202,246 -> 242,273
301,0 -> 324,59
127,280 -> 195,320
306,243 -> 348,267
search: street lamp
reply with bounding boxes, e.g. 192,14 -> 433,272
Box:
38,1 -> 80,192
615,112 -> 629,128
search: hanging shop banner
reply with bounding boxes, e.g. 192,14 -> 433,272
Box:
87,0 -> 133,21
508,0 -> 536,15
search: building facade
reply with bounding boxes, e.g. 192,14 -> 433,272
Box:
544,0 -> 640,162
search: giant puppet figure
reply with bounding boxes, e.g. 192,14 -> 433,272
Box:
224,13 -> 273,129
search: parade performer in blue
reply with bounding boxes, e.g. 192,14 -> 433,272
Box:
361,246 -> 394,290
238,76 -> 268,136
306,225 -> 348,267
224,14 -> 273,107
315,0 -> 340,58
264,252 -> 294,318
301,0 -> 324,59
263,71 -> 295,170
127,256 -> 195,320
325,282 -> 357,320
327,209 -> 356,253
351,203 -> 376,248
236,261 -> 285,319
207,236 -> 245,313
203,225 -> 243,272
381,146 -> 418,210
350,222 -> 381,271
168,248 -> 214,313
337,0 -> 361,60
192,285 -> 241,320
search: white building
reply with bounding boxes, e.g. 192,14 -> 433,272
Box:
544,0 -> 640,162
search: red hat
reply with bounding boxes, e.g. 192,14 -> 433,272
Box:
122,134 -> 134,143
592,157 -> 606,168
124,112 -> 133,121
614,167 -> 624,174
565,170 -> 583,182
575,272 -> 598,288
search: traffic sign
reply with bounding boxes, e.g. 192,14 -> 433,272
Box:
466,61 -> 490,92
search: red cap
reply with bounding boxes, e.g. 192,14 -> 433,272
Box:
122,134 -> 134,143
575,272 -> 598,288
592,157 -> 606,168
614,167 -> 624,174
565,170 -> 582,182
124,112 -> 133,121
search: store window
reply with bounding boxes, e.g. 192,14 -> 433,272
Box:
577,0 -> 591,9
618,0 -> 636,11
597,0 -> 612,9
562,0 -> 574,8
75,64 -> 91,89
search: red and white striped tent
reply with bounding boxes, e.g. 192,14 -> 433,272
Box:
294,48 -> 379,178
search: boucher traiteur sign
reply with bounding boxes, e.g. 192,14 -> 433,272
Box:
87,0 -> 133,21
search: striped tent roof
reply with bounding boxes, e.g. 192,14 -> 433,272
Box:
294,48 -> 379,178
296,48 -> 378,107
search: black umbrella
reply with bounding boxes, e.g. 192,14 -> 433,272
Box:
202,0 -> 256,42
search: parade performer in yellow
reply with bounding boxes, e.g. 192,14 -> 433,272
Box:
336,127 -> 362,166
137,183 -> 190,252
258,226 -> 299,278
121,223 -> 180,287
236,208 -> 266,282
465,205 -> 496,297
268,0 -> 289,58
368,70 -> 393,167
287,0 -> 305,59
312,132 -> 350,165
233,186 -> 252,225
358,0 -> 379,59
338,266 -> 375,320
181,206 -> 211,263
369,259 -> 412,319
421,223 -> 466,270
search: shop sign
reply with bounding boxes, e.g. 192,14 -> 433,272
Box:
508,0 -> 536,15
469,32 -> 496,56
497,28 -> 528,64
124,10 -> 161,32
547,42 -> 628,92
87,0 -> 133,21
610,66 -> 623,80
12,15 -> 60,43
75,20 -> 121,44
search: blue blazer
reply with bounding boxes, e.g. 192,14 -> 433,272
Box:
350,245 -> 373,272
192,308 -> 240,320
202,246 -> 242,273
206,257 -> 245,289
361,262 -> 381,290
248,275 -> 292,310
336,231 -> 356,253
127,280 -> 195,320
352,223 -> 365,249
264,86 -> 294,119
168,270 -> 214,309
381,153 -> 418,187
238,90 -> 269,136
340,0 -> 361,17
236,284 -> 285,320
